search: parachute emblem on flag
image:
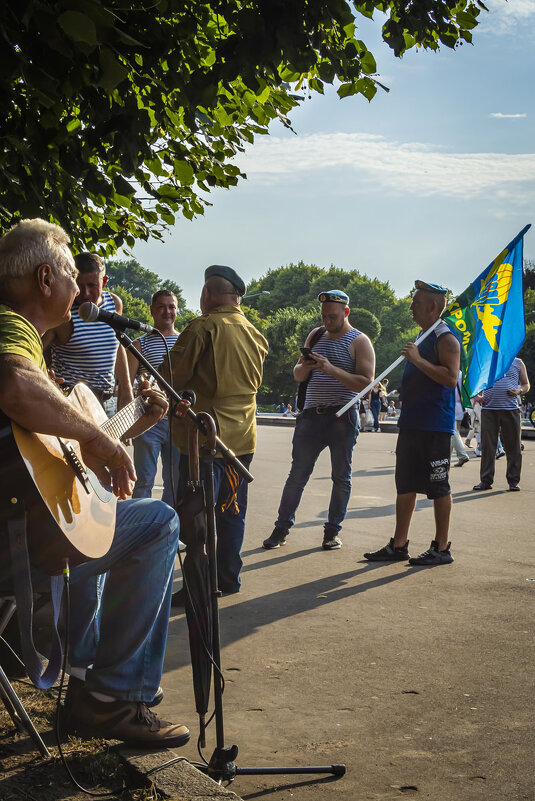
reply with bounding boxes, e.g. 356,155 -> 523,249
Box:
442,223 -> 529,405
473,259 -> 514,353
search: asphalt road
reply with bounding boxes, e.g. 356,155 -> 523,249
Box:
159,427 -> 534,801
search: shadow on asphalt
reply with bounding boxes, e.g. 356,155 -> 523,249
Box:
308,466 -> 396,480
165,561 -> 415,673
452,489 -> 511,502
240,546 -> 319,563
351,466 -> 396,478
240,774 -> 342,799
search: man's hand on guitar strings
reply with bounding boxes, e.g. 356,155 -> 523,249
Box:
122,380 -> 170,441
139,380 -> 169,422
80,432 -> 137,500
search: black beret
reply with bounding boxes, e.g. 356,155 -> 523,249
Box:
205,264 -> 246,296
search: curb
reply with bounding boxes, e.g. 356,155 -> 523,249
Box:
256,415 -> 535,439
118,747 -> 243,801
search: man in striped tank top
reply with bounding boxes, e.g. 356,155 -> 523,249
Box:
44,253 -> 133,415
126,290 -> 180,505
472,356 -> 530,492
263,290 -> 375,552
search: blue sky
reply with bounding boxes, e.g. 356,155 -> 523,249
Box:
133,0 -> 535,311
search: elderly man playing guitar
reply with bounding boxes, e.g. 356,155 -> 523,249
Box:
0,219 -> 189,749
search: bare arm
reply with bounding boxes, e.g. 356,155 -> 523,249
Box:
293,327 -> 323,383
508,359 -> 530,396
126,339 -> 142,384
42,320 -> 73,365
0,354 -> 136,498
110,292 -> 134,410
307,333 -> 376,393
402,332 -> 460,388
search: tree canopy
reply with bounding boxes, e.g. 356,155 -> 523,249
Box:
1,0 -> 483,253
245,262 -> 415,397
105,258 -> 188,308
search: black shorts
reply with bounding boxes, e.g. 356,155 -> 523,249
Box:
395,429 -> 451,499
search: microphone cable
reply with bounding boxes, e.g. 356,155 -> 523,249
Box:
53,563 -> 122,797
157,331 -> 228,767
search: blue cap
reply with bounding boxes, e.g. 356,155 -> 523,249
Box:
414,280 -> 448,295
205,265 -> 246,296
317,289 -> 349,305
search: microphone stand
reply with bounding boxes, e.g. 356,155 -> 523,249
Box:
114,329 -> 252,482
115,328 -> 346,786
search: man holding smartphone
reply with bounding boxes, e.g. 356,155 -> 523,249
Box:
263,290 -> 375,551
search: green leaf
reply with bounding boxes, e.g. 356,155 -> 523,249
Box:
337,82 -> 357,98
113,174 -> 135,197
174,160 -> 194,185
99,48 -> 128,90
66,118 -> 82,133
360,50 -> 377,74
357,77 -> 377,101
456,11 -> 479,30
58,11 -> 98,46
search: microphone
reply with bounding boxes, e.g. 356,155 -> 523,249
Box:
78,302 -> 155,333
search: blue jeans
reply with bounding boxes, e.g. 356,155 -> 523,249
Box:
68,498 -> 179,702
179,453 -> 253,594
370,399 -> 381,429
132,418 -> 180,507
275,407 -> 359,536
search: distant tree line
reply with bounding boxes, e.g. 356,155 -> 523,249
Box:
107,257 -> 535,402
105,258 -> 196,334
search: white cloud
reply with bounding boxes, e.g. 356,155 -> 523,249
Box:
489,112 -> 527,118
479,0 -> 535,33
236,132 -> 535,200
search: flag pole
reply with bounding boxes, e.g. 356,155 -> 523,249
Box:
335,317 -> 442,418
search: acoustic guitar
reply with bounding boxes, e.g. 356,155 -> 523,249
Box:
0,383 -> 147,575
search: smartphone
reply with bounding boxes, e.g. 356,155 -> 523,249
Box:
300,347 -> 316,362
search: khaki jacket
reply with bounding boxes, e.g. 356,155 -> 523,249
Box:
170,306 -> 268,455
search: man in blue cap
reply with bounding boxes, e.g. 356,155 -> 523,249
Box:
364,280 -> 460,565
263,289 -> 375,551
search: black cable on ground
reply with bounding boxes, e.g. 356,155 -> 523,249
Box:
54,566 -> 121,798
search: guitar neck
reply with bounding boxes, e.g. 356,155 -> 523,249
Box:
101,396 -> 148,441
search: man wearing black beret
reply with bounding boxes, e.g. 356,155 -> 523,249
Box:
170,265 -> 268,593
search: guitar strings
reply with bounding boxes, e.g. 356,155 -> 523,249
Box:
101,397 -> 146,440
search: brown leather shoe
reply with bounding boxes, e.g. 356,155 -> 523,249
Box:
65,675 -> 164,709
64,687 -> 189,748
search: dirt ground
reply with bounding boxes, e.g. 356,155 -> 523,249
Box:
2,427 -> 534,801
0,683 -> 136,800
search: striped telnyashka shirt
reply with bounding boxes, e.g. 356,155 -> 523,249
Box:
137,331 -> 179,370
304,328 -> 361,409
51,291 -> 119,392
482,357 -> 521,411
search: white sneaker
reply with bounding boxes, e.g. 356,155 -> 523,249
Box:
473,448 -> 481,457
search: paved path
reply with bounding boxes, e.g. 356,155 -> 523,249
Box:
160,428 -> 534,801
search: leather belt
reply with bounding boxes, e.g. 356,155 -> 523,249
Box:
306,405 -> 346,415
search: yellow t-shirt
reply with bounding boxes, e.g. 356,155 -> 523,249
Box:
0,305 -> 47,374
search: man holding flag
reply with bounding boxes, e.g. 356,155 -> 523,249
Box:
362,225 -> 530,565
364,280 -> 460,566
